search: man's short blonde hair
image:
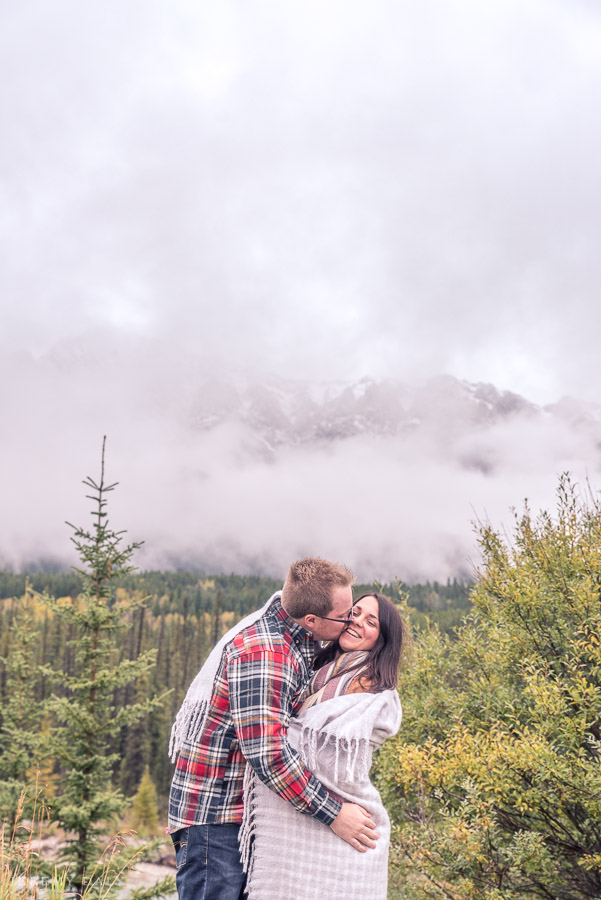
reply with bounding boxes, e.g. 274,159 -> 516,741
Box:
281,557 -> 355,619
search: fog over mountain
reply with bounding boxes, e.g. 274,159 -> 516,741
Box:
3,335 -> 600,582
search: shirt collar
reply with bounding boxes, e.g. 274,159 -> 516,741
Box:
270,594 -> 314,645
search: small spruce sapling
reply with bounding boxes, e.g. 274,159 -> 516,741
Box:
41,439 -> 168,897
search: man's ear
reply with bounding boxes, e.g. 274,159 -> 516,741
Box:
302,614 -> 318,634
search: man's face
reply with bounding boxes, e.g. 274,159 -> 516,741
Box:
310,584 -> 354,643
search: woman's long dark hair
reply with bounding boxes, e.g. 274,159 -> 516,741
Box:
313,593 -> 405,692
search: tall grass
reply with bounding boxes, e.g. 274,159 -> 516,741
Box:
0,790 -> 174,899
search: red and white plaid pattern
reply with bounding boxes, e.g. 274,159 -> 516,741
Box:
168,596 -> 342,830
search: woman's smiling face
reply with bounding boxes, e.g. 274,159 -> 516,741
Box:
338,594 -> 380,652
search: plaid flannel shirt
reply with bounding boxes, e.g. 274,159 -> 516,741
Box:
168,596 -> 343,830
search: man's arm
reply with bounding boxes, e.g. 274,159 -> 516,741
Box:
228,648 -> 378,849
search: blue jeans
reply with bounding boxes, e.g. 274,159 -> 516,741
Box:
171,824 -> 247,900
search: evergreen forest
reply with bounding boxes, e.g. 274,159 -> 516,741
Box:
0,567 -> 469,807
2,450 -> 601,899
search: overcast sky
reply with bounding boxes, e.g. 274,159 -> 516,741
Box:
2,0 -> 601,580
3,0 -> 601,402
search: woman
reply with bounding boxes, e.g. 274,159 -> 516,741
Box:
240,593 -> 404,900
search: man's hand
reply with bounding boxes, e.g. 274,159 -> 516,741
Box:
330,803 -> 378,852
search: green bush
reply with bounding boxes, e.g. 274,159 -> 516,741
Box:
378,475 -> 601,899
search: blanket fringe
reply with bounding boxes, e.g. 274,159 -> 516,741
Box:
169,699 -> 209,762
239,764 -> 259,882
298,727 -> 371,785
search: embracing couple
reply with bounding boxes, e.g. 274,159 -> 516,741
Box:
168,557 -> 404,900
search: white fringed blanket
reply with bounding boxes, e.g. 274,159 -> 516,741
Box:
240,689 -> 402,900
169,592 -> 279,761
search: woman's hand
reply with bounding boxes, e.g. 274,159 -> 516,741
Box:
330,803 -> 379,851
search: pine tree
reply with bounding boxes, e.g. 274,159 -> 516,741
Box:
0,594 -> 44,826
118,672 -> 153,798
41,439 -> 168,897
131,766 -> 159,836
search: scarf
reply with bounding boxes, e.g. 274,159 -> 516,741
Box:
169,590 -> 281,761
300,650 -> 369,710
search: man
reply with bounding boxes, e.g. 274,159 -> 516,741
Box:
168,557 -> 379,899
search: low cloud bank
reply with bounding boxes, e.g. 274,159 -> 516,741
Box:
3,341 -> 601,583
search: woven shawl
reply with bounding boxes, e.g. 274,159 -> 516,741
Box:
299,650 -> 369,710
169,590 -> 281,761
240,687 -> 402,900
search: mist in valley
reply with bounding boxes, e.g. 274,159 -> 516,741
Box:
3,339 -> 601,583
